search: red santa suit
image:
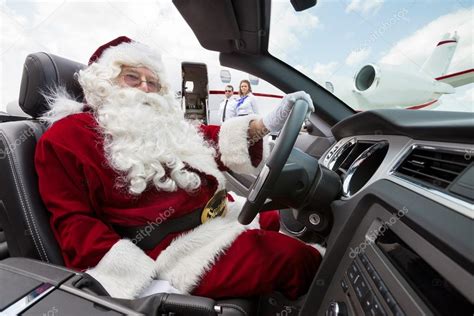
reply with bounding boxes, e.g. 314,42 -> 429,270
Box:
35,36 -> 321,300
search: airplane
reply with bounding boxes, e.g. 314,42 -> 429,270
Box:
330,32 -> 474,111
0,1 -> 473,315
179,32 -> 473,124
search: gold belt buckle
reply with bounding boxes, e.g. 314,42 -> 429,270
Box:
201,189 -> 228,223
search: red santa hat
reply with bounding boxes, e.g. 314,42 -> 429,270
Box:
41,36 -> 171,124
87,36 -> 166,79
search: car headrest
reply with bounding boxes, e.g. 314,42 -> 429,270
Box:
19,52 -> 86,118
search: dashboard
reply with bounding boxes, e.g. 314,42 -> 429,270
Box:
298,110 -> 474,316
322,135 -> 472,218
218,109 -> 474,316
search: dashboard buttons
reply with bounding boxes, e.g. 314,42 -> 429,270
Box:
350,261 -> 360,275
354,274 -> 370,300
359,253 -> 370,266
355,254 -> 405,316
381,290 -> 396,309
341,278 -> 349,293
362,293 -> 387,316
346,264 -> 359,284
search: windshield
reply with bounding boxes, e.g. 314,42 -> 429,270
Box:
269,1 -> 473,112
0,1 -> 286,119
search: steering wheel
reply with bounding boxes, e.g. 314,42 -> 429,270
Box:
238,100 -> 310,225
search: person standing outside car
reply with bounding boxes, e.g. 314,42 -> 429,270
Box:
217,85 -> 236,123
229,79 -> 258,118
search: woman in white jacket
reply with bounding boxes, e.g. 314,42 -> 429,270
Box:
229,79 -> 258,118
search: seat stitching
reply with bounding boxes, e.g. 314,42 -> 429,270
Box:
0,132 -> 43,259
0,128 -> 50,262
22,121 -> 50,262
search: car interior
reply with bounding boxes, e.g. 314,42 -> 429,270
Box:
0,1 -> 473,315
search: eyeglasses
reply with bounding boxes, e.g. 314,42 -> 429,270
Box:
225,90 -> 233,92
120,72 -> 162,92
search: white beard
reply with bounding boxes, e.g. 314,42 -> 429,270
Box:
95,87 -> 220,195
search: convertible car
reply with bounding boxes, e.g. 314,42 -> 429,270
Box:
0,1 -> 473,315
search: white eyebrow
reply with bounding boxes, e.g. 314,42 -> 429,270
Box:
122,70 -> 159,81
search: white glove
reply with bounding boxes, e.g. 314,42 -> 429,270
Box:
262,91 -> 315,133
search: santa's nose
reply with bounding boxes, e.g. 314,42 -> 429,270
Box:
137,81 -> 151,93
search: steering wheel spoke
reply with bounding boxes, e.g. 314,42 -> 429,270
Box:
238,100 -> 310,225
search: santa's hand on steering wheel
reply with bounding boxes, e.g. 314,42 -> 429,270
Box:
263,91 -> 315,133
240,91 -> 315,225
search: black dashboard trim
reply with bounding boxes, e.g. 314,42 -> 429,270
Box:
331,110 -> 474,144
368,180 -> 473,273
301,178 -> 473,315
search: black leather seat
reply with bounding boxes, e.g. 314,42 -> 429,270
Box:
0,226 -> 9,259
0,52 -> 84,265
0,52 -> 259,315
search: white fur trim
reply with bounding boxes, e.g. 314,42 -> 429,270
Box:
86,239 -> 155,299
96,41 -> 166,81
155,193 -> 260,294
40,87 -> 83,126
219,115 -> 270,175
180,149 -> 227,191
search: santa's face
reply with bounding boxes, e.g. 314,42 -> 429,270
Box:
93,71 -> 218,195
117,66 -> 162,93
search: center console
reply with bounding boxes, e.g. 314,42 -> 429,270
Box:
0,258 -> 140,315
320,204 -> 473,316
0,257 -> 268,316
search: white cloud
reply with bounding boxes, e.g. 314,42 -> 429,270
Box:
0,1 -> 219,111
379,7 -> 473,74
436,85 -> 474,112
346,0 -> 384,15
295,63 -> 353,96
312,62 -> 339,78
345,48 -> 372,66
294,64 -> 313,78
269,2 -> 320,61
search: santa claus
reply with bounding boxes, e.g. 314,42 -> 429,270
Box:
35,36 -> 321,300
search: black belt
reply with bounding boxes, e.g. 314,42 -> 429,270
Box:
113,207 -> 203,250
113,190 -> 228,250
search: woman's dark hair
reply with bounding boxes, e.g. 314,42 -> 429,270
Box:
239,79 -> 252,96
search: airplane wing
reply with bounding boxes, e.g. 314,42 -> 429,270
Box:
436,69 -> 474,88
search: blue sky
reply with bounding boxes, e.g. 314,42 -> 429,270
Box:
271,0 -> 472,74
269,0 -> 473,111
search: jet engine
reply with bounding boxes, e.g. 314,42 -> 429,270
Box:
353,64 -> 454,109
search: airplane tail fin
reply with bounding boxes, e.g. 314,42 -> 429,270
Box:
420,32 -> 458,78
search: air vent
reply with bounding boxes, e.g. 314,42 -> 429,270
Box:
328,140 -> 374,178
394,147 -> 472,198
342,141 -> 389,197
